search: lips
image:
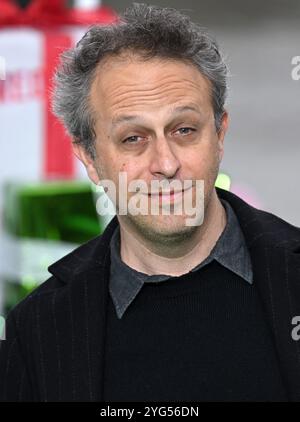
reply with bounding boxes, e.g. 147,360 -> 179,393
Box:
149,190 -> 180,196
145,187 -> 193,202
148,187 -> 190,196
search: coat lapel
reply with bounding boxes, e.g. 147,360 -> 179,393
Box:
250,244 -> 300,401
217,187 -> 300,401
45,217 -> 117,401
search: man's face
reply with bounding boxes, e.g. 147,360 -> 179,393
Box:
75,53 -> 228,242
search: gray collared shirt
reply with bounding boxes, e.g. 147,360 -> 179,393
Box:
109,198 -> 253,319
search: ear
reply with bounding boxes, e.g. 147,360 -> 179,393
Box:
217,110 -> 229,162
72,142 -> 100,185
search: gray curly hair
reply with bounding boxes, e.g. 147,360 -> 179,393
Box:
52,2 -> 228,160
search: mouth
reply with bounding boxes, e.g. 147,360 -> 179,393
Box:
150,190 -> 182,196
146,186 -> 192,202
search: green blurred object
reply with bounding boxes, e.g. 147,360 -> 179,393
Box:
4,180 -> 103,243
215,172 -> 231,191
2,180 -> 104,314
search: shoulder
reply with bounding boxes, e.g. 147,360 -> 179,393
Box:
249,206 -> 300,248
217,187 -> 300,249
5,275 -> 65,333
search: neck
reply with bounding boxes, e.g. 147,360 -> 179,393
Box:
118,189 -> 227,277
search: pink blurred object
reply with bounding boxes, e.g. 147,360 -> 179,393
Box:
230,182 -> 263,210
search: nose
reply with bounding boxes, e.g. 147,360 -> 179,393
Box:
149,136 -> 181,179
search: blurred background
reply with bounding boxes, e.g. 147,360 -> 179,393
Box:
0,0 -> 299,317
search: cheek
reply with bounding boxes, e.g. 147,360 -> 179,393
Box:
119,160 -> 146,179
97,144 -> 124,177
184,145 -> 216,173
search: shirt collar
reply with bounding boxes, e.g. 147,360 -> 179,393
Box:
109,198 -> 253,319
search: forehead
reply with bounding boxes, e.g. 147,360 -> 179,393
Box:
90,53 -> 212,119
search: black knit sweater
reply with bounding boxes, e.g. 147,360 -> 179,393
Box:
103,260 -> 288,402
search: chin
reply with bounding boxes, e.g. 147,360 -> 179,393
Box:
130,213 -> 199,241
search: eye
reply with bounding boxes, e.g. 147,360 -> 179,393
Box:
122,135 -> 143,144
175,127 -> 196,136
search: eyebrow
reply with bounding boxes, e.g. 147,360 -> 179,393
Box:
111,105 -> 202,129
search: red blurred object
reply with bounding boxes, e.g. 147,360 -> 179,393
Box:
43,32 -> 74,180
0,0 -> 118,27
0,0 -> 118,180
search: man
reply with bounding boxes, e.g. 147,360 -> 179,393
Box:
1,3 -> 300,402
